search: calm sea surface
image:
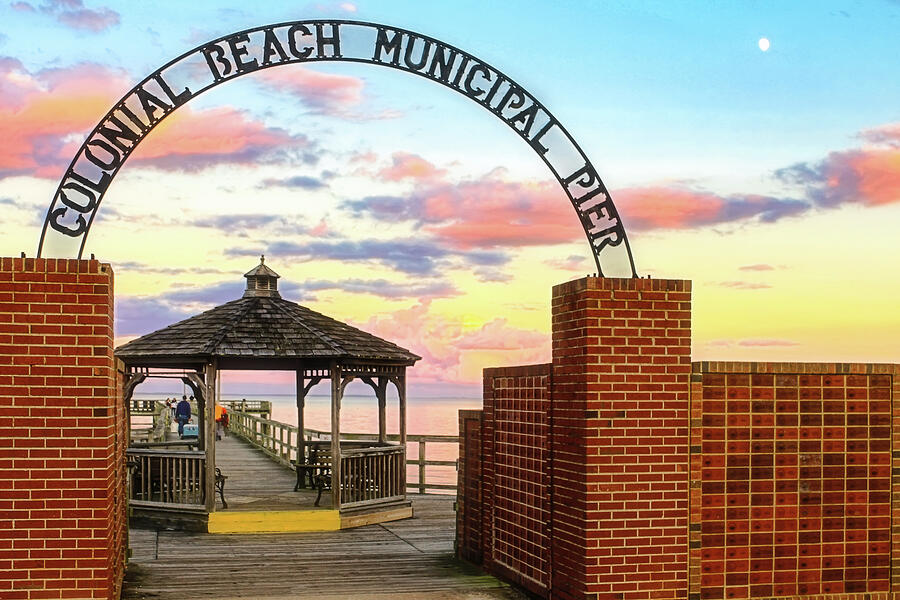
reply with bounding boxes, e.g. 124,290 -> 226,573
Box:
133,393 -> 483,489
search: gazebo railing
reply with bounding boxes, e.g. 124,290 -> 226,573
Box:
340,445 -> 405,508
127,448 -> 206,506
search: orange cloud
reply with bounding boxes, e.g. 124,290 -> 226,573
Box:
778,123 -> 900,207
844,149 -> 900,206
614,187 -> 724,229
378,152 -> 447,182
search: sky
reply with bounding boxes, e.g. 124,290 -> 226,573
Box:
1,0 -> 899,398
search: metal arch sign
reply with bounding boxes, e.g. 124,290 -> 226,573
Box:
37,20 -> 638,278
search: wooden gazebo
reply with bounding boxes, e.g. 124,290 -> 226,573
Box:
117,257 -> 420,524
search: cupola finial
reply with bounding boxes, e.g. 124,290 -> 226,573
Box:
260,254 -> 265,264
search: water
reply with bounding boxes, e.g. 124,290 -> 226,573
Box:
134,392 -> 484,490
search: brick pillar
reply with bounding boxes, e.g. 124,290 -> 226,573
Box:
0,257 -> 126,599
550,276 -> 691,600
456,409 -> 484,564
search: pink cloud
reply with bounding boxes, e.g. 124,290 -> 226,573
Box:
614,187 -> 806,230
56,5 -> 120,32
254,66 -> 363,115
455,319 -> 547,351
309,218 -> 329,237
737,339 -> 800,347
717,281 -> 772,290
705,338 -> 799,348
378,152 -> 446,182
355,304 -> 548,385
738,264 -> 775,271
129,105 -> 311,171
778,123 -> 900,207
0,60 -> 313,178
861,123 -> 900,147
16,0 -> 120,32
543,254 -> 590,272
0,61 -> 131,177
420,178 -> 578,249
348,154 -> 809,249
349,151 -> 377,164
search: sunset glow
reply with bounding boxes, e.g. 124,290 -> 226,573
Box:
1,1 -> 898,397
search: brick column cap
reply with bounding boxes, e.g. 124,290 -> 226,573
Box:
552,275 -> 691,297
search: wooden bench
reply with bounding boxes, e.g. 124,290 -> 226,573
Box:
293,442 -> 332,506
292,440 -> 397,506
215,467 -> 227,509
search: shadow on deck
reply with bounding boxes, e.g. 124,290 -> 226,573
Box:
124,495 -> 526,599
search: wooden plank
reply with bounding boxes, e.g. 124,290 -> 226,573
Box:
339,505 -> 412,529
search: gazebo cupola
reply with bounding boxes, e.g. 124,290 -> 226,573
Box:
243,255 -> 281,298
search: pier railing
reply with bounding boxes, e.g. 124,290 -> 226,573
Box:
129,398 -> 161,415
129,401 -> 171,444
221,399 -> 272,416
228,411 -> 458,494
127,448 -> 206,507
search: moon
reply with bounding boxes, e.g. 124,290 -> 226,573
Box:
758,38 -> 770,52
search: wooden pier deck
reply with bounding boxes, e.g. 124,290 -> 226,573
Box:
213,432 -> 331,510
124,495 -> 523,599
124,432 -> 522,598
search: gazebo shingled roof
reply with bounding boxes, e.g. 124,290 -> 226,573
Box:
115,257 -> 420,367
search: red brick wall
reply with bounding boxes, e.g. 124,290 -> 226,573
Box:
0,257 -> 126,600
458,276 -> 900,600
689,363 -> 897,600
457,409 -> 484,564
482,364 -> 551,596
550,276 -> 691,600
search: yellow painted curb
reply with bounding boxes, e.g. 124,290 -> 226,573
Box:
208,510 -> 340,533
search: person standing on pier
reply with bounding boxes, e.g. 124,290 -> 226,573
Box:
175,395 -> 191,438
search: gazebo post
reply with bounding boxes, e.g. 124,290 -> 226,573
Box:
377,377 -> 387,444
205,361 -> 217,513
397,372 -> 407,494
296,369 -> 305,464
330,361 -> 342,510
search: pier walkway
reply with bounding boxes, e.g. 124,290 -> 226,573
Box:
124,432 -> 522,598
212,433 -> 330,510
123,494 -> 522,599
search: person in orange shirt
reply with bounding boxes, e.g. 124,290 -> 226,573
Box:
215,403 -> 228,440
